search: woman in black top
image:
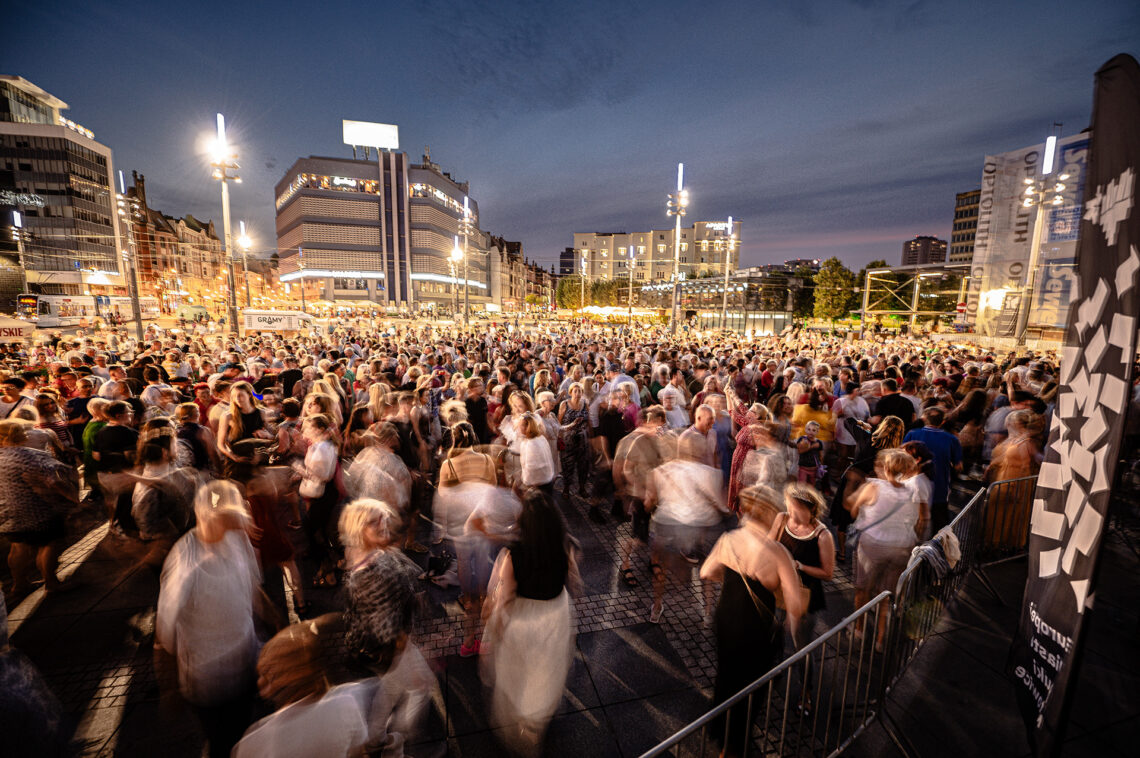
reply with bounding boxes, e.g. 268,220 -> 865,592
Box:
481,491 -> 576,755
217,381 -> 271,484
770,483 -> 834,651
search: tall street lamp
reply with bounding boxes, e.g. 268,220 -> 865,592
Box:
1015,134 -> 1067,349
459,196 -> 475,324
720,216 -> 735,329
666,163 -> 689,335
237,220 -> 253,308
10,211 -> 28,295
450,236 -> 463,317
209,113 -> 241,334
624,245 -> 635,324
114,170 -> 144,341
580,249 -> 588,314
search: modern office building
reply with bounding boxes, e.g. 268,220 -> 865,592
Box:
275,148 -> 490,311
572,219 -> 741,285
949,189 -> 980,264
558,246 -> 576,277
901,235 -> 947,266
0,75 -> 126,296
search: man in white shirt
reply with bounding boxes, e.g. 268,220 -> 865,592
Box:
659,390 -> 690,429
679,404 -> 718,469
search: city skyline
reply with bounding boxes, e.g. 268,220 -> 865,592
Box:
7,0 -> 1136,270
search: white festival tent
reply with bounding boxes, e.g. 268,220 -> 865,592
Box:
0,315 -> 34,342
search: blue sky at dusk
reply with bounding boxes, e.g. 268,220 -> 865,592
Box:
5,0 -> 1137,270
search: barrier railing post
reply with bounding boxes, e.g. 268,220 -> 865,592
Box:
641,475 -> 1042,757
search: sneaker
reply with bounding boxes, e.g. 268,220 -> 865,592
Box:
459,639 -> 481,658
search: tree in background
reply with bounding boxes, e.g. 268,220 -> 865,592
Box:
813,257 -> 856,325
556,275 -> 584,309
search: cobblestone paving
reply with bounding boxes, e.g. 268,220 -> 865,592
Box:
2,479 -> 882,756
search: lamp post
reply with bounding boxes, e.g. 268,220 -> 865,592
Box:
580,251 -> 587,315
1015,134 -> 1067,350
114,171 -> 144,341
666,162 -> 689,335
450,236 -> 463,318
10,211 -> 28,295
720,216 -> 735,329
237,220 -> 252,308
208,113 -> 241,334
459,196 -> 475,325
297,246 -> 306,314
625,245 -> 634,324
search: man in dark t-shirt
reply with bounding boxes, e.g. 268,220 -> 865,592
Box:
872,378 -> 916,428
94,401 -> 140,532
278,358 -> 302,398
465,378 -> 491,444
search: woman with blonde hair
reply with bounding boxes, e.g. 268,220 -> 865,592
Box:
848,449 -> 921,650
518,413 -> 556,495
155,480 -> 265,757
829,415 -> 906,561
983,409 -> 1044,549
366,383 -> 391,425
770,483 -> 834,651
701,482 -> 805,758
338,498 -> 422,671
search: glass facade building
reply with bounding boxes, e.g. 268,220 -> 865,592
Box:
275,150 -> 489,310
0,76 -> 123,296
638,274 -> 792,334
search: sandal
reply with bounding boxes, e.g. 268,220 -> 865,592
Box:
620,567 -> 639,587
650,600 -> 664,624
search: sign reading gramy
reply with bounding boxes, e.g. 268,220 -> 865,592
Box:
343,120 -> 399,151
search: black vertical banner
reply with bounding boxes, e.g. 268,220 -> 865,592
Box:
1008,53 -> 1140,756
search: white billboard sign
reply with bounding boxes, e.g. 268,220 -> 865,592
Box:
342,120 -> 399,151
241,310 -> 314,333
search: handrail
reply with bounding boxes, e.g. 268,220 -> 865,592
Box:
641,475 -> 1030,757
638,591 -> 893,758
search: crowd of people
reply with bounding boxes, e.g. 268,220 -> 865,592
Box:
2,315 -> 1130,757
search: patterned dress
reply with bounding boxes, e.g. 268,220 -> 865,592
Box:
559,401 -> 590,492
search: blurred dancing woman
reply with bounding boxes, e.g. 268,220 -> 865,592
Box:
0,419 -> 78,600
435,421 -> 518,658
701,484 -> 806,758
829,415 -> 905,561
292,414 -> 341,587
155,481 -> 267,758
481,491 -> 576,756
557,382 -> 590,498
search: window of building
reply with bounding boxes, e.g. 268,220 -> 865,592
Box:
657,244 -> 666,254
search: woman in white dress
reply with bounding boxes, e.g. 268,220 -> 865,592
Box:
155,480 -> 264,758
481,490 -> 577,756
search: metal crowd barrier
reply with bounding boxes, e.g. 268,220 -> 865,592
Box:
888,486 -> 988,688
638,591 -> 894,758
979,476 -> 1037,563
642,476 -> 1037,758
